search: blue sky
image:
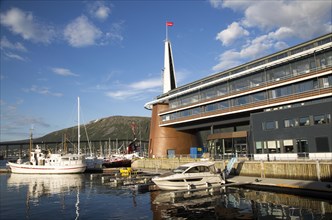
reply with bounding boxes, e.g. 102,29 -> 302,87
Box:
1,0 -> 331,141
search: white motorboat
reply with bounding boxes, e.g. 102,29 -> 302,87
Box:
7,97 -> 86,174
152,161 -> 225,190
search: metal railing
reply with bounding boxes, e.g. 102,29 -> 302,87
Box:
150,152 -> 332,162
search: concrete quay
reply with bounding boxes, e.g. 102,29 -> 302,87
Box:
132,158 -> 332,181
0,168 -> 10,173
226,175 -> 332,199
132,158 -> 332,197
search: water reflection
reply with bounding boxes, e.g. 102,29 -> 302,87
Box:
3,173 -> 332,219
151,187 -> 332,219
7,174 -> 83,219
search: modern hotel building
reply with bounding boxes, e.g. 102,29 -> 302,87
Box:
145,33 -> 332,160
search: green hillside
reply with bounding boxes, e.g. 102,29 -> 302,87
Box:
36,115 -> 151,143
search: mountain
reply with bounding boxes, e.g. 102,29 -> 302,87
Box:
39,116 -> 151,143
1,116 -> 151,144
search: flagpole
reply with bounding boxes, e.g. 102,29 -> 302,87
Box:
166,21 -> 168,41
165,21 -> 173,41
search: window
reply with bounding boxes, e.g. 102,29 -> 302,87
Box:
170,112 -> 179,120
294,80 -> 315,93
263,121 -> 278,130
271,85 -> 292,98
181,109 -> 191,117
314,115 -> 325,124
232,76 -> 249,91
283,139 -> 294,153
296,139 -> 308,153
220,100 -> 229,109
284,119 -> 296,128
233,95 -> 249,106
251,91 -> 266,102
321,75 -> 332,88
267,65 -> 289,81
217,84 -> 228,96
250,72 -> 264,87
299,116 -> 310,126
255,141 -> 263,153
202,87 -> 217,99
327,114 -> 331,124
192,107 -> 202,115
266,140 -> 281,153
206,103 -> 218,112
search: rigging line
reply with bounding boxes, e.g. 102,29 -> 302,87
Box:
79,103 -> 93,155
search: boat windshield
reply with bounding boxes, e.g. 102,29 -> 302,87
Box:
172,166 -> 189,174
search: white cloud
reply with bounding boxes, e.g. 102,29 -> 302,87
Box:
105,21 -> 124,43
0,36 -> 27,51
23,85 -> 63,97
212,50 -> 243,71
0,98 -> 50,141
213,34 -> 290,71
0,7 -> 55,43
211,0 -> 332,72
223,0 -> 331,39
216,22 -> 249,46
242,1 -> 331,37
128,78 -> 161,90
210,0 -> 252,11
105,69 -> 195,100
52,67 -> 78,77
87,1 -> 112,21
106,90 -> 138,100
2,51 -> 27,61
64,16 -> 102,47
105,76 -> 162,100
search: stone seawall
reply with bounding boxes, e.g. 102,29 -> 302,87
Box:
132,158 -> 332,182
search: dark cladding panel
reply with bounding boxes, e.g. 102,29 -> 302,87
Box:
250,100 -> 332,153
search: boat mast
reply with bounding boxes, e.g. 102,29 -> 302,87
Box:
78,97 -> 81,154
29,127 -> 33,160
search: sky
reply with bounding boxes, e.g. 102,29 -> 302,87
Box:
1,0 -> 331,141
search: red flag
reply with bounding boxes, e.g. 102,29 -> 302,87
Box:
166,21 -> 174,26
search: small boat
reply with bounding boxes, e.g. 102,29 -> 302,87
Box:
102,155 -> 131,168
152,162 -> 225,190
7,97 -> 86,174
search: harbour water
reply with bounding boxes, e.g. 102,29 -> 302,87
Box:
0,169 -> 332,219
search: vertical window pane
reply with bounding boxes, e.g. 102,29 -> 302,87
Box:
314,115 -> 325,124
299,116 -> 310,126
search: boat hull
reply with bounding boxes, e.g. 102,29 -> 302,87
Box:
7,162 -> 86,174
152,161 -> 225,190
102,159 -> 131,168
153,176 -> 224,191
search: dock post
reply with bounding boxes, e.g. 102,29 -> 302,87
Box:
170,191 -> 184,203
316,160 -> 321,182
205,182 -> 211,192
114,179 -> 124,186
260,160 -> 265,178
209,186 -> 221,195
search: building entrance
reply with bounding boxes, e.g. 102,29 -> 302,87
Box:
207,131 -> 248,159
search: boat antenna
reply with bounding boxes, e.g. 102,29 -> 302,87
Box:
78,97 -> 81,155
29,126 -> 34,160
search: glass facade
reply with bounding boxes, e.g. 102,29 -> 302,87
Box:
151,34 -> 332,159
161,47 -> 332,122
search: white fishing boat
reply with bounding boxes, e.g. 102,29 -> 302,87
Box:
7,97 -> 86,174
152,162 -> 225,190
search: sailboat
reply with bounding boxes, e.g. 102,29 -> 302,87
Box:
7,97 -> 87,174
